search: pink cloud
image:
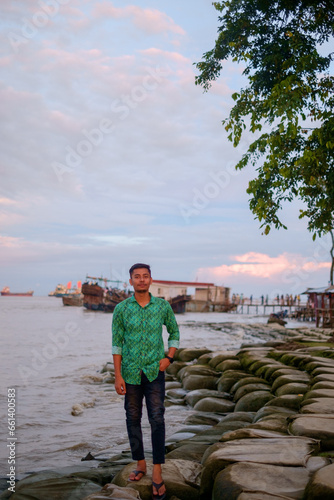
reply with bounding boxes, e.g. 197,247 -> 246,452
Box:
93,2 -> 185,36
197,252 -> 331,281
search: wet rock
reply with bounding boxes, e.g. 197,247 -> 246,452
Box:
200,437 -> 317,499
303,389 -> 334,400
248,414 -> 289,434
275,382 -> 309,396
252,406 -> 296,423
184,412 -> 222,426
209,352 -> 239,369
193,397 -> 235,413
271,373 -> 310,392
112,459 -> 201,500
234,383 -> 271,402
179,364 -> 219,380
166,361 -> 188,377
219,428 -> 287,442
165,443 -> 209,462
215,359 -> 242,372
304,463 -> 334,499
289,414 -> 334,450
265,394 -> 303,411
83,483 -> 141,499
166,388 -> 188,399
182,375 -> 219,391
8,471 -> 101,500
185,389 -> 230,407
165,381 -> 182,390
218,411 -> 255,423
211,462 -> 309,500
301,398 -> 334,414
177,348 -> 212,362
230,376 -> 269,394
234,391 -> 274,412
216,372 -> 249,392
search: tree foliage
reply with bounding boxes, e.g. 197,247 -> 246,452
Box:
195,0 -> 334,283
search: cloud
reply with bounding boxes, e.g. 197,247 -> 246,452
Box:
93,2 -> 186,36
197,252 -> 331,281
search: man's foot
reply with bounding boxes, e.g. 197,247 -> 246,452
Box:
152,464 -> 166,499
128,459 -> 146,481
152,480 -> 166,499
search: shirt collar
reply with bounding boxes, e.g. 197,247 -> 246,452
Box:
130,292 -> 156,306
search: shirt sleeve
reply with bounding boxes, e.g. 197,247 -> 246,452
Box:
112,304 -> 125,355
164,302 -> 180,349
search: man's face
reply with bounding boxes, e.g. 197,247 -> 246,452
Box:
129,268 -> 152,293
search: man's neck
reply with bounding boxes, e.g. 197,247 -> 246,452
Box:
134,291 -> 151,307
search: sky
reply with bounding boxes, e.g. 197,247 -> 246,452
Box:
0,0 -> 332,299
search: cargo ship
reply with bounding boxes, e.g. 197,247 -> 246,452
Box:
1,286 -> 34,296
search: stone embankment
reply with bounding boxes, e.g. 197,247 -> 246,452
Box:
3,326 -> 334,500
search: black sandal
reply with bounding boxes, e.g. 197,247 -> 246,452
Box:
152,480 -> 166,500
128,469 -> 146,481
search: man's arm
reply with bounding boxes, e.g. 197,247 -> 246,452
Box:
112,305 -> 126,395
113,354 -> 126,395
159,303 -> 180,371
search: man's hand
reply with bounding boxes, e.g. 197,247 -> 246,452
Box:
159,357 -> 171,372
115,375 -> 126,395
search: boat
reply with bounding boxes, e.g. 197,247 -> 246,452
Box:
62,293 -> 84,307
1,286 -> 33,297
49,281 -> 82,297
82,276 -> 132,312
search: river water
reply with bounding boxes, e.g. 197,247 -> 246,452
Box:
0,296 -> 311,477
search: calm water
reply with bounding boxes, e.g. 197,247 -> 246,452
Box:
0,296 -> 309,476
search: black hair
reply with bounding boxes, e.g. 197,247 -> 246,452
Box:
129,263 -> 151,277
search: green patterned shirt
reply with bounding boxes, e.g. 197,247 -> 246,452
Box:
112,294 -> 180,384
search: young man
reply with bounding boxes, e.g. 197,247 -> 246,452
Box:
112,263 -> 180,500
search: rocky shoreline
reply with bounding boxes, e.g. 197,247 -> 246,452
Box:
3,324 -> 334,499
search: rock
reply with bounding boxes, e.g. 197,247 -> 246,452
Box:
211,462 -> 309,500
177,349 -> 212,362
306,456 -> 331,473
230,377 -> 269,394
166,361 -> 188,377
208,352 -> 239,368
301,398 -> 334,414
166,388 -> 188,399
200,437 -> 317,499
289,414 -> 334,449
182,375 -> 219,391
275,382 -> 309,396
253,406 -> 296,423
165,442 -> 209,462
184,389 -> 230,407
193,397 -> 235,413
304,463 -> 334,499
184,412 -> 222,426
219,428 -> 287,442
234,391 -> 274,412
234,383 -> 271,402
8,471 -> 101,500
112,459 -> 201,500
165,381 -> 182,390
83,483 -> 141,499
216,372 -> 250,392
312,381 -> 334,390
303,389 -> 334,400
312,366 -> 334,375
215,359 -> 242,372
248,414 -> 289,434
218,411 -> 255,423
271,373 -> 310,392
265,394 -> 303,411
